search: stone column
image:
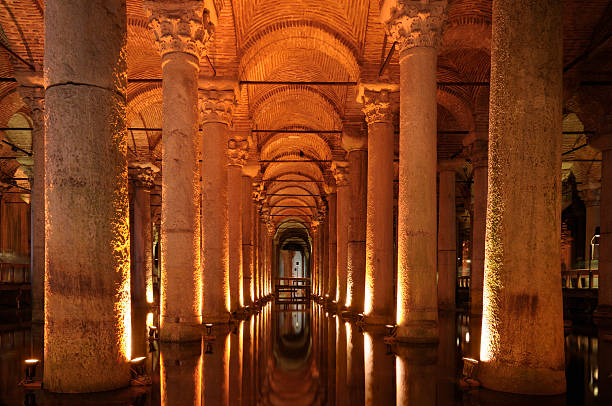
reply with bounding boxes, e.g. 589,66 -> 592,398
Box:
437,160 -> 461,311
311,223 -> 319,296
343,129 -> 368,314
44,0 -> 131,391
228,138 -> 248,311
129,162 -> 158,309
200,87 -> 236,322
16,76 -> 44,325
479,0 -> 565,394
580,186 -> 601,267
242,166 -> 259,306
267,224 -> 275,295
146,1 -> 214,341
591,135 -> 612,317
333,162 -> 350,308
380,0 -> 447,341
326,192 -> 337,301
466,138 -> 488,314
359,85 -> 397,324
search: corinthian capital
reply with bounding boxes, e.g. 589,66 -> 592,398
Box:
358,85 -> 397,125
228,138 -> 249,167
129,162 -> 160,189
17,84 -> 44,125
199,88 -> 236,126
143,0 -> 215,60
380,0 -> 448,52
332,161 -> 350,186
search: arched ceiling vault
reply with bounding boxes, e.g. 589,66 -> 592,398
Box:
1,0 -> 610,236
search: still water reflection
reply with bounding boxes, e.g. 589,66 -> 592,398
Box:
0,303 -> 610,405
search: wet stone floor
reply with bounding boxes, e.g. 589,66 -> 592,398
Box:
0,303 -> 610,405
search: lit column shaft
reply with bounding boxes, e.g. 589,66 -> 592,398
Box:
228,138 -> 248,310
479,0 -> 565,394
129,163 -> 158,310
200,88 -> 236,322
343,129 -> 367,314
44,0 -> 130,391
592,137 -> 612,313
333,162 -> 350,308
467,138 -> 487,314
381,0 -> 447,341
360,86 -> 396,324
146,2 -> 212,341
327,192 -> 337,300
437,161 -> 460,311
17,79 -> 44,324
241,167 -> 258,306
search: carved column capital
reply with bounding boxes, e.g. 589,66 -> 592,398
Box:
18,85 -> 45,124
129,162 -> 160,189
380,0 -> 448,52
579,186 -> 601,207
332,161 -> 350,186
466,138 -> 488,169
228,138 -> 249,167
143,0 -> 215,60
357,85 -> 397,125
199,89 -> 236,126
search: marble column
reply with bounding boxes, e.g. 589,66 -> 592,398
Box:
242,166 -> 259,306
437,160 -> 460,311
359,85 -> 397,324
479,0 -> 565,394
129,163 -> 158,310
228,138 -> 248,311
326,192 -> 337,301
44,0 -> 131,391
200,87 -> 236,323
592,135 -> 612,317
147,2 -> 213,341
311,224 -> 319,296
343,129 -> 368,314
16,77 -> 44,325
466,137 -> 488,314
381,0 -> 447,341
333,162 -> 350,308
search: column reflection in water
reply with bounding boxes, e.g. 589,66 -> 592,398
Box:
336,318 -> 347,405
327,313 -> 336,404
395,346 -> 436,406
242,316 -> 255,405
437,312 -> 457,405
229,321 -> 244,405
346,322 -> 365,405
598,331 -> 611,404
364,330 -> 395,405
159,341 -> 202,406
202,327 -> 230,406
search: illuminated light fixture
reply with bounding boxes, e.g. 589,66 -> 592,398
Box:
130,357 -> 146,376
148,325 -> 158,340
24,359 -> 39,383
465,332 -> 470,343
325,312 -> 329,317
205,323 -> 213,336
385,324 -> 398,337
461,357 -> 479,379
324,294 -> 329,298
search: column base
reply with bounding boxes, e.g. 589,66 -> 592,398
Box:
477,360 -> 566,395
160,317 -> 202,342
363,313 -> 393,326
396,320 -> 439,344
202,312 -> 231,324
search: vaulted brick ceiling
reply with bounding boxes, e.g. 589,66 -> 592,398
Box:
0,0 -> 610,234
